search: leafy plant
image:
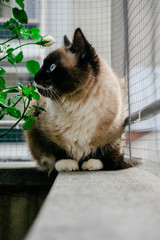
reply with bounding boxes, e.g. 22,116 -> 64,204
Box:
0,0 -> 55,137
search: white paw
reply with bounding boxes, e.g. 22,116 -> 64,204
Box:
39,156 -> 55,173
55,159 -> 79,172
81,159 -> 103,171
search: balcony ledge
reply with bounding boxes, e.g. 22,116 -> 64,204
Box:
26,168 -> 160,240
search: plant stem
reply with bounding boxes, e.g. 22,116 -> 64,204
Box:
0,2 -> 12,9
0,36 -> 17,46
0,42 -> 39,61
0,96 -> 22,120
12,96 -> 23,107
0,97 -> 31,137
0,102 -> 7,109
3,86 -> 19,90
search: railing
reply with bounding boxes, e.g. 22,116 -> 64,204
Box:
124,99 -> 160,126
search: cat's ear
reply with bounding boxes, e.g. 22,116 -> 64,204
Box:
64,35 -> 71,46
72,28 -> 90,55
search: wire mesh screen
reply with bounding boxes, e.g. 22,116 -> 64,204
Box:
0,0 -> 160,176
123,0 -> 160,176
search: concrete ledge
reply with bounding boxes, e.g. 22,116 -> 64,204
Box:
26,168 -> 160,240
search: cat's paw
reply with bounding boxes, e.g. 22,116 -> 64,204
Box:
81,159 -> 103,171
55,159 -> 79,172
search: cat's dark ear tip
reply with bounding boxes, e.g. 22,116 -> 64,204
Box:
74,28 -> 84,37
75,27 -> 83,33
64,35 -> 71,46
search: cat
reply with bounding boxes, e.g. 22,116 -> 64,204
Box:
25,28 -> 129,172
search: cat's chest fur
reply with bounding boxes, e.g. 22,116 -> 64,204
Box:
46,97 -> 99,160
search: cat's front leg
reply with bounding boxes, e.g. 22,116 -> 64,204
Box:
55,159 -> 79,172
81,159 -> 104,171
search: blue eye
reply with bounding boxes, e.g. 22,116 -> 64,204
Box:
50,63 -> 56,72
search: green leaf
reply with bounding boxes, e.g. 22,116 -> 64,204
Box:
31,85 -> 36,92
0,67 -> 6,75
9,18 -> 17,24
23,115 -> 36,130
32,92 -> 40,101
27,29 -> 31,34
22,120 -> 32,130
6,48 -> 14,54
32,105 -> 46,112
27,115 -> 36,124
15,51 -> 23,63
3,21 -> 10,29
21,88 -> 32,96
31,33 -> 42,40
25,60 -> 40,76
7,53 -> 16,65
20,29 -> 29,39
6,107 -> 21,119
15,0 -> 24,9
0,77 -> 6,89
31,28 -> 40,34
27,28 -> 41,40
0,98 -> 7,103
19,24 -> 25,30
22,34 -> 29,40
12,8 -> 28,24
0,92 -> 7,99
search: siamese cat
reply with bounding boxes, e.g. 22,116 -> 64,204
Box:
25,28 -> 129,172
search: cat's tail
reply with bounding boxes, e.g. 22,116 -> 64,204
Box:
122,157 -> 141,169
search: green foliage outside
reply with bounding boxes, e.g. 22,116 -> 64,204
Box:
0,0 -> 55,137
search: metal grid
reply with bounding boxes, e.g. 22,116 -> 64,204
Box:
123,0 -> 160,176
0,0 -> 160,177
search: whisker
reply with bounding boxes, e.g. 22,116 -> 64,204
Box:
49,87 -> 69,109
48,89 -> 66,115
